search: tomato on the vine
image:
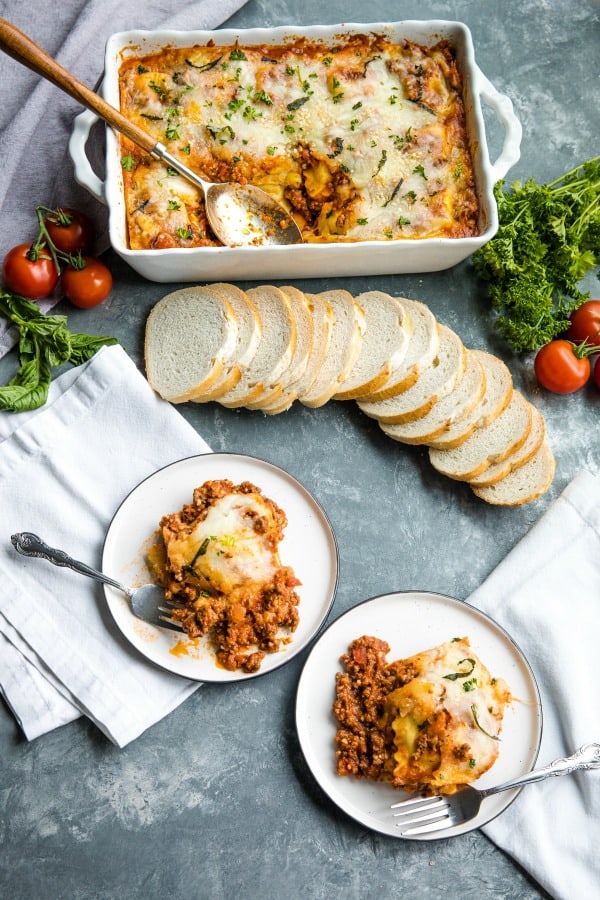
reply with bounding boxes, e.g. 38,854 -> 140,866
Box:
534,339 -> 591,394
2,243 -> 59,299
44,207 -> 95,255
61,257 -> 112,308
567,300 -> 600,346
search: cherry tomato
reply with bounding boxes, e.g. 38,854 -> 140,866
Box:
61,257 -> 112,308
44,207 -> 96,255
567,300 -> 600,346
2,243 -> 59,299
534,339 -> 591,394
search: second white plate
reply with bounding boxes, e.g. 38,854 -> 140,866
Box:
102,453 -> 338,682
295,591 -> 542,839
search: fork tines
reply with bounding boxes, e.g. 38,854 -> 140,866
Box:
157,603 -> 185,632
391,795 -> 454,836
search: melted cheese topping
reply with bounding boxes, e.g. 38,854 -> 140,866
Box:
164,492 -> 278,594
118,34 -> 479,248
383,638 -> 511,793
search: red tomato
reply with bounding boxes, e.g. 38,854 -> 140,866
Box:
534,339 -> 591,394
61,257 -> 112,308
2,243 -> 59,299
567,300 -> 600,346
44,207 -> 96,255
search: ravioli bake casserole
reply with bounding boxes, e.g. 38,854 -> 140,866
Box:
333,635 -> 512,794
117,33 -> 479,248
148,479 -> 301,673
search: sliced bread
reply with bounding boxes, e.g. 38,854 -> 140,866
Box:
469,404 -> 546,487
380,349 -> 486,445
260,291 -> 334,415
357,297 -> 439,401
144,285 -> 238,403
218,285 -> 296,409
192,283 -> 262,401
246,285 -> 314,410
333,292 -> 412,401
471,441 -> 556,506
426,350 -> 513,450
357,324 -> 466,424
300,289 -> 366,408
428,390 -> 533,482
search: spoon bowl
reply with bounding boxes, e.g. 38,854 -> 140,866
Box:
10,531 -> 181,631
0,18 -> 303,247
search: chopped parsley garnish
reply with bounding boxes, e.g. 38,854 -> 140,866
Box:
120,155 -> 135,172
167,200 -> 181,211
229,49 -> 247,61
253,90 -> 273,105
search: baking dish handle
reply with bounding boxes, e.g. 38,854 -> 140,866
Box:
68,109 -> 105,204
475,67 -> 522,183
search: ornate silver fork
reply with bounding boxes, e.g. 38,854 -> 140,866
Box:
391,742 -> 600,836
10,531 -> 183,631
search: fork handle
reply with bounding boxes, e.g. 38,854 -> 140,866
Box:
10,531 -> 128,595
482,742 -> 600,798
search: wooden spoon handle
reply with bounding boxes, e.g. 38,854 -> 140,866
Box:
0,18 -> 157,154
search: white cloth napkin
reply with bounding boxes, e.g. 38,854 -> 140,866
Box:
0,344 -> 210,746
0,0 -> 249,357
470,470 -> 600,900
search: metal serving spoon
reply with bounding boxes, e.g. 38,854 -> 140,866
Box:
0,18 -> 303,247
10,531 -> 181,631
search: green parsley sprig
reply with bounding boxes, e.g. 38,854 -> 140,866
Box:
472,156 -> 600,352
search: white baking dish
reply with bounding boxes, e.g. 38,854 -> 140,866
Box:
69,21 -> 522,283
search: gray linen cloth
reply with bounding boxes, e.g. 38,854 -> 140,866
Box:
0,0 -> 249,356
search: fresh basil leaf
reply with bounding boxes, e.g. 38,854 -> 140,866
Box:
69,333 -> 118,365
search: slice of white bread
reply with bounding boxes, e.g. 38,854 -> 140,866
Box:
218,285 -> 296,409
300,289 -> 366,408
469,404 -> 546,487
380,349 -> 486,445
357,297 -> 439,401
260,291 -> 334,415
429,390 -> 533,482
144,286 -> 238,403
246,285 -> 314,410
471,441 -> 556,506
426,350 -> 513,450
192,283 -> 262,402
333,292 -> 412,401
357,324 -> 466,424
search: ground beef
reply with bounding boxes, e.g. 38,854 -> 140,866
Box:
333,635 -> 417,780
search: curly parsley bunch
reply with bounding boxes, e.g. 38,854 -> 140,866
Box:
473,156 -> 600,352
